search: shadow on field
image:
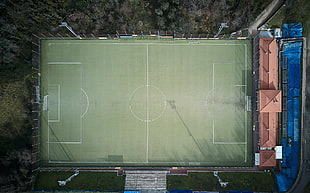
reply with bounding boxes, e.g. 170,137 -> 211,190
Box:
166,100 -> 206,158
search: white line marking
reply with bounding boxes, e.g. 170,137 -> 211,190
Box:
48,142 -> 82,144
129,85 -> 146,122
146,44 -> 149,163
47,107 -> 50,161
47,68 -> 51,161
213,119 -> 215,144
80,64 -> 83,143
213,142 -> 247,145
48,62 -> 81,65
58,84 -> 61,122
212,63 -> 215,144
244,44 -> 247,163
204,88 -> 214,114
45,42 -> 251,163
128,85 -> 167,122
47,84 -> 61,122
48,120 -> 59,123
49,43 -> 247,46
48,160 -> 247,164
81,88 -> 89,118
212,64 -> 215,94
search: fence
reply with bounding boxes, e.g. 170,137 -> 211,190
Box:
31,34 -> 42,172
32,30 -> 248,40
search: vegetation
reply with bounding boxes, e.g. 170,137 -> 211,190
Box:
267,0 -> 310,35
34,171 -> 125,191
167,172 -> 277,192
267,7 -> 287,28
305,181 -> 310,193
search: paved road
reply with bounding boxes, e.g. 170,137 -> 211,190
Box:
248,0 -> 286,35
288,20 -> 310,193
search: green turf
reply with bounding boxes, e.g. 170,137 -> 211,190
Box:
40,39 -> 253,167
34,171 -> 124,191
167,172 -> 277,191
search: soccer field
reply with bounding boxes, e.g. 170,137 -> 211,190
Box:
40,39 -> 253,167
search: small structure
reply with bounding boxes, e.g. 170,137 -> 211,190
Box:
58,170 -> 79,186
255,153 -> 260,166
275,146 -> 283,159
214,23 -> 228,38
259,28 -> 282,38
213,171 -> 228,188
59,22 -> 81,39
273,28 -> 282,38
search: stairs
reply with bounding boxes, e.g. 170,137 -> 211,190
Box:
124,171 -> 168,192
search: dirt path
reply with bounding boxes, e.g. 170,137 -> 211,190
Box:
248,0 -> 286,35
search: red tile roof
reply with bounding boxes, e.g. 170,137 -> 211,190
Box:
259,90 -> 282,112
260,112 -> 278,148
259,38 -> 278,90
260,150 -> 276,167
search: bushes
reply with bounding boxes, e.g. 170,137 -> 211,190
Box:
167,172 -> 277,191
34,172 -> 125,191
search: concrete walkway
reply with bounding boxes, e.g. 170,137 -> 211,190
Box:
248,0 -> 286,35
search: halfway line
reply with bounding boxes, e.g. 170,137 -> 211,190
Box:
146,44 -> 149,163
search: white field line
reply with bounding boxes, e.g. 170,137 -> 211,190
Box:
47,101 -> 50,161
48,62 -> 81,65
46,42 -> 250,163
49,43 -> 247,46
58,84 -> 61,122
48,160 -> 246,164
244,44 -> 248,163
146,44 -> 149,163
47,66 -> 50,160
80,64 -> 83,143
128,84 -> 167,122
48,142 -> 82,144
212,63 -> 215,144
128,85 -> 146,122
213,120 -> 215,144
81,88 -> 89,118
47,84 -> 60,122
213,142 -> 247,145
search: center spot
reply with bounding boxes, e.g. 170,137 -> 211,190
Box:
129,85 -> 166,122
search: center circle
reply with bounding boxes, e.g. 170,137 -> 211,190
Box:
129,85 -> 167,122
